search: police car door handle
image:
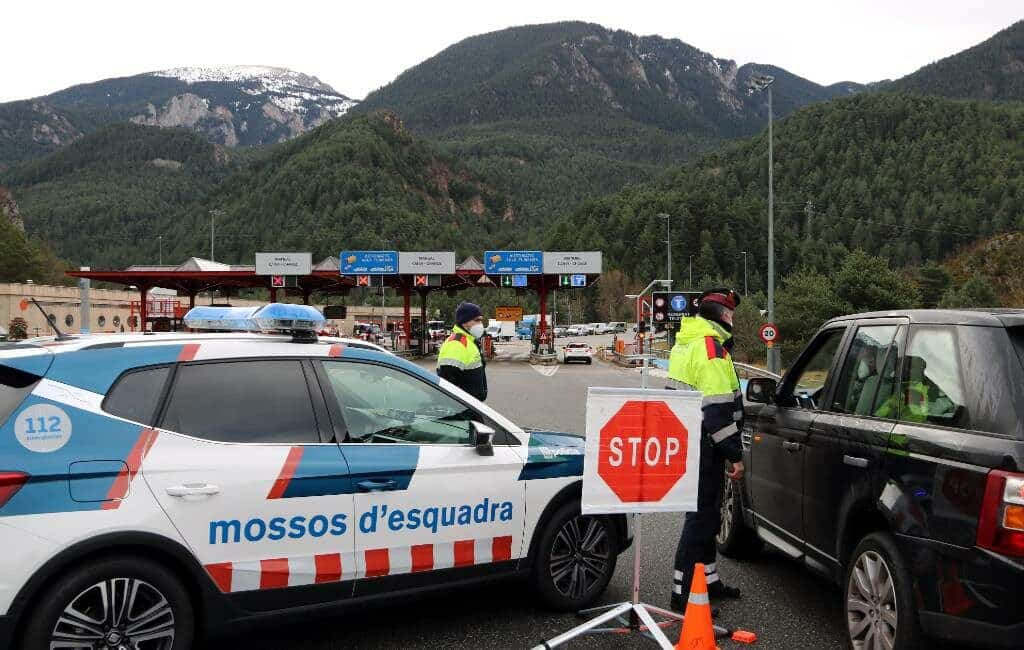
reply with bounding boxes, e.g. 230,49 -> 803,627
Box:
843,455 -> 870,469
165,483 -> 220,498
782,441 -> 802,453
356,478 -> 398,492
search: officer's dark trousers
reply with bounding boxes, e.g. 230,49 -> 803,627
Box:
673,435 -> 725,599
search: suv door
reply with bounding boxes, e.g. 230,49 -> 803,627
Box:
749,325 -> 847,555
143,359 -> 356,601
805,321 -> 904,576
316,359 -> 526,595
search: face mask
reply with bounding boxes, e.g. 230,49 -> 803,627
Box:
469,323 -> 485,339
856,359 -> 871,380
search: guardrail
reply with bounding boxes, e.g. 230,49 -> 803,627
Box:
734,362 -> 782,380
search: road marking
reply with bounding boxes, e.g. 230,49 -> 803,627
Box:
531,364 -> 560,377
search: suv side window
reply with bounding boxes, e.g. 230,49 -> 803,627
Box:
887,327 -> 967,427
780,327 -> 845,409
829,325 -> 899,416
160,360 -> 319,443
321,361 -> 476,445
103,365 -> 171,425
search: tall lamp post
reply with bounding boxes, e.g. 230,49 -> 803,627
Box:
657,213 -> 672,286
750,74 -> 778,374
688,255 -> 694,290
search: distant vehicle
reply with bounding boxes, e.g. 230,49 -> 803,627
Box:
729,309 -> 1024,650
486,320 -> 516,342
562,342 -> 594,364
565,325 -> 583,336
571,324 -> 594,335
589,323 -> 608,334
607,322 -> 627,333
352,322 -> 384,343
553,327 -> 567,338
426,320 -> 448,340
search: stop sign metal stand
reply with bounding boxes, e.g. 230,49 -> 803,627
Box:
534,358 -> 684,650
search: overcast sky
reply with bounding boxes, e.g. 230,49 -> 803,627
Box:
4,1 -> 1021,102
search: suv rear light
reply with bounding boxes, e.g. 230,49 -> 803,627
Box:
977,470 -> 1024,557
0,471 -> 29,508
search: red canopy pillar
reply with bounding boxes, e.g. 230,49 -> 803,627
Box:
269,287 -> 278,302
419,289 -> 429,355
138,283 -> 149,332
538,275 -> 548,338
402,284 -> 412,351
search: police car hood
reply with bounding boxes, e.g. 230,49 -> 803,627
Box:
675,316 -> 729,346
518,429 -> 584,480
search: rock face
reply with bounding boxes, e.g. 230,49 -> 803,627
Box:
0,100 -> 83,165
0,187 -> 24,230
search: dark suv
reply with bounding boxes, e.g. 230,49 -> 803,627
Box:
718,310 -> 1024,649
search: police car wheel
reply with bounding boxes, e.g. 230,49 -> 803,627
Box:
21,555 -> 194,650
844,532 -> 920,650
715,468 -> 762,559
532,501 -> 617,611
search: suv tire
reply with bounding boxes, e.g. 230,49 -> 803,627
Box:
716,470 -> 762,559
531,501 -> 618,611
844,532 -> 920,650
21,555 -> 194,650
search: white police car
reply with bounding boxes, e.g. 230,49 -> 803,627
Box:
0,304 -> 628,649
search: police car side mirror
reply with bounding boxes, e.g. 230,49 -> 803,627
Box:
471,421 -> 495,456
746,378 -> 776,404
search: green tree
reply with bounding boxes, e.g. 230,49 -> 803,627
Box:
776,268 -> 847,364
916,263 -> 952,308
833,250 -> 920,313
939,273 -> 1000,307
731,291 -> 766,365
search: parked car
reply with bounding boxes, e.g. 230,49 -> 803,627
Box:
589,323 -> 608,335
553,327 -> 567,338
565,325 -> 583,336
721,309 -> 1024,650
572,324 -> 595,336
562,342 -> 594,364
607,322 -> 627,333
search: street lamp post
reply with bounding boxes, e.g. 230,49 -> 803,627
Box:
688,255 -> 693,289
750,74 -> 778,374
657,213 -> 672,286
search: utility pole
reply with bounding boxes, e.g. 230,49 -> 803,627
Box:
741,251 -> 748,295
751,74 -> 778,374
805,200 -> 814,240
688,255 -> 693,289
657,213 -> 671,286
158,235 -> 163,265
209,209 -> 224,261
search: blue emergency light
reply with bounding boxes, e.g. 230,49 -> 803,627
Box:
183,303 -> 325,337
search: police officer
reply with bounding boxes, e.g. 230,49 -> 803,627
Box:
666,288 -> 745,611
436,302 -> 488,401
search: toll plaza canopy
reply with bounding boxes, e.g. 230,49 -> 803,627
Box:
67,251 -> 602,349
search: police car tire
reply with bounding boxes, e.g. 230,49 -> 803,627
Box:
715,469 -> 762,559
844,532 -> 920,650
20,555 -> 194,650
531,501 -> 617,611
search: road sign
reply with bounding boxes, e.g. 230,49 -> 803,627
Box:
413,274 -> 441,287
543,251 -> 603,274
495,306 -> 524,321
572,274 -> 587,287
583,388 -> 702,514
484,250 -> 542,275
256,252 -> 312,276
399,251 -> 456,275
355,275 -> 384,287
339,251 -> 398,275
760,323 -> 779,348
652,291 -> 701,323
271,275 -> 285,288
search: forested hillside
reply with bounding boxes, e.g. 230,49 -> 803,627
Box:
548,93 -> 1024,290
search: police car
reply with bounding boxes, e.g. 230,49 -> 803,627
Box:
0,304 -> 628,649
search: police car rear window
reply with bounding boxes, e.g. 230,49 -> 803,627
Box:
160,360 -> 319,444
103,366 -> 171,425
0,365 -> 40,427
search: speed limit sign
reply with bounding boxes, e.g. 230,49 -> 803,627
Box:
759,323 -> 779,348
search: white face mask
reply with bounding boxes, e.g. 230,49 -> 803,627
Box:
469,323 -> 485,339
856,359 -> 872,380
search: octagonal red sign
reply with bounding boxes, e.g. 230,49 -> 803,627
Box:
597,400 -> 689,502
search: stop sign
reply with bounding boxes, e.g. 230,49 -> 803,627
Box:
597,400 -> 690,502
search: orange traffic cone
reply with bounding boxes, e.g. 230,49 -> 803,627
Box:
676,563 -> 719,650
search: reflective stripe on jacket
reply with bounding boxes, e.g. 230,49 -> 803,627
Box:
667,316 -> 743,462
436,325 -> 487,401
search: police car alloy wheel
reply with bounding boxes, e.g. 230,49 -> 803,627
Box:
532,501 -> 617,611
22,556 -> 193,650
844,533 -> 919,650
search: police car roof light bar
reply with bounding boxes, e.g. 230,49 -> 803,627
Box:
183,303 -> 325,342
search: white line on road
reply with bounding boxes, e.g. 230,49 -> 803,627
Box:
531,364 -> 560,377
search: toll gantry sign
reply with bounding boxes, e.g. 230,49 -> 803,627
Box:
582,387 -> 702,514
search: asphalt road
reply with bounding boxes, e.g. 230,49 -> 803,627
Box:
216,339 -> 847,649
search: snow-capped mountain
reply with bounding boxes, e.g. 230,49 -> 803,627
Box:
0,66 -> 359,165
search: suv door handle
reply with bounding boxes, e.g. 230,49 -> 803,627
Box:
356,479 -> 398,492
782,441 -> 803,453
844,455 -> 870,468
166,483 -> 220,498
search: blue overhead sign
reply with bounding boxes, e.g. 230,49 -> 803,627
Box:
484,250 -> 543,275
571,274 -> 587,287
339,250 -> 398,275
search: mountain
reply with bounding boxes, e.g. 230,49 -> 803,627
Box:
893,20 -> 1024,100
5,112 -> 519,267
547,93 -> 1024,290
0,66 -> 358,166
2,123 -> 232,267
357,22 -> 865,219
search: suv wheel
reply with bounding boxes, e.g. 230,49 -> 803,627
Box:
21,555 -> 194,650
845,532 -> 920,650
715,469 -> 762,558
532,501 -> 618,611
